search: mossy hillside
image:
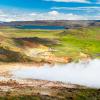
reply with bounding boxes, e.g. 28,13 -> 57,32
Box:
0,26 -> 99,62
52,27 -> 100,60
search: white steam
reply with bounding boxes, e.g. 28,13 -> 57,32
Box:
11,59 -> 100,88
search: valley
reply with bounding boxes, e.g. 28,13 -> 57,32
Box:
0,20 -> 100,99
0,23 -> 99,63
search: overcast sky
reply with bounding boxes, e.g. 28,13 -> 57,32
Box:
0,0 -> 100,21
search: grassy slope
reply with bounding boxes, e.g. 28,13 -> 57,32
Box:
0,88 -> 100,100
53,27 -> 100,60
0,26 -> 100,62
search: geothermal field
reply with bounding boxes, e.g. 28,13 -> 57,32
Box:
0,21 -> 100,99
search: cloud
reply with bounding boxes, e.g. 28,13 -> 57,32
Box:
45,0 -> 90,3
51,6 -> 100,13
0,9 -> 100,22
45,0 -> 100,4
0,10 -> 87,21
29,11 -> 86,20
52,6 -> 100,10
48,11 -> 59,16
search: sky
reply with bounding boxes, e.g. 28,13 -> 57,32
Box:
0,0 -> 100,21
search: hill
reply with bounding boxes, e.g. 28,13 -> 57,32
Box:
0,20 -> 100,28
0,22 -> 99,63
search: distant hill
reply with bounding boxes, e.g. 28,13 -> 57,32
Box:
0,20 -> 100,29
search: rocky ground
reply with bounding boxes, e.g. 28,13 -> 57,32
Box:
0,79 -> 99,100
0,63 -> 99,100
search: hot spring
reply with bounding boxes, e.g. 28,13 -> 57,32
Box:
11,59 -> 100,88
